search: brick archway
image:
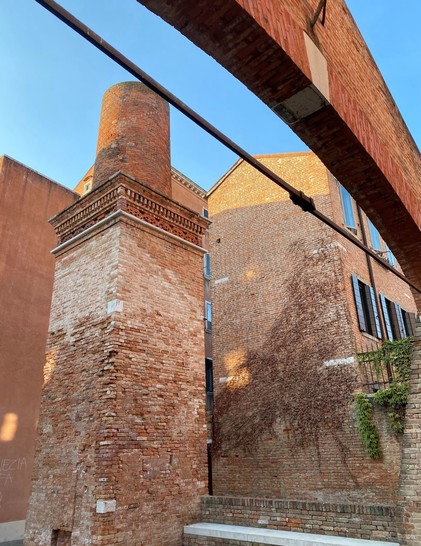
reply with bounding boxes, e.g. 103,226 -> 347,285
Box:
138,0 -> 421,308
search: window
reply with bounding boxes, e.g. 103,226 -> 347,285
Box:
351,275 -> 382,338
205,358 -> 213,393
402,309 -> 415,337
204,253 -> 211,278
379,294 -> 415,340
202,207 -> 209,218
205,358 -> 214,412
205,301 -> 212,332
339,184 -> 356,232
385,244 -> 397,267
368,220 -> 382,252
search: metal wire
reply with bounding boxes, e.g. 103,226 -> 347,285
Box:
34,0 -> 421,295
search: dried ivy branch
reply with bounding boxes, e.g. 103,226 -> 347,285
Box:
213,236 -> 357,455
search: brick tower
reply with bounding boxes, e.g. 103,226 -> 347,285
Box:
24,82 -> 208,546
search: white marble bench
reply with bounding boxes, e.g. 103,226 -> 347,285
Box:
184,522 -> 400,546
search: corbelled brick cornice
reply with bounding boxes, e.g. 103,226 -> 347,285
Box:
50,171 -> 209,247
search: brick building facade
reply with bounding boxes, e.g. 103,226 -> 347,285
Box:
139,0 -> 421,308
23,82 -> 211,546
1,85 -> 417,544
0,156 -> 78,543
207,152 -> 416,505
0,88 -> 210,544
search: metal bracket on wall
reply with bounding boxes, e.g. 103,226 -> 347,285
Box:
311,0 -> 327,28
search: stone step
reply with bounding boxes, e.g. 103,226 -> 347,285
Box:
183,523 -> 400,546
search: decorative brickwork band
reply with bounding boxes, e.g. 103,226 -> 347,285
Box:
50,172 -> 208,247
199,495 -> 398,542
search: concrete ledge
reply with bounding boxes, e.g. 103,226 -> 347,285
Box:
184,523 -> 400,546
0,521 -> 25,544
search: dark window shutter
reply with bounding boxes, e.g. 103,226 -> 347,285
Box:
395,304 -> 407,339
409,313 -> 417,336
388,301 -> 400,340
369,287 -> 382,339
402,310 -> 414,337
380,293 -> 394,341
352,274 -> 366,332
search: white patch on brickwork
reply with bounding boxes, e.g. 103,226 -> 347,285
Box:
303,33 -> 330,101
312,241 -> 346,254
324,356 -> 355,367
219,377 -> 228,384
107,299 -> 123,314
96,499 -> 116,513
215,277 -> 229,285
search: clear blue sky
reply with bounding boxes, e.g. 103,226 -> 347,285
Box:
0,1 -> 419,191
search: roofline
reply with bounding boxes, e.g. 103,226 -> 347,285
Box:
206,150 -> 314,197
206,158 -> 244,197
1,154 -> 79,196
171,166 -> 206,198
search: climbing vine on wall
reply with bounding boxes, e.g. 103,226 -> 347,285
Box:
354,393 -> 381,459
355,338 -> 413,459
213,236 -> 357,456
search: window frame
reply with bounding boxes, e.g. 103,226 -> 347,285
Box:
339,184 -> 357,232
379,293 -> 415,340
385,244 -> 397,267
368,220 -> 382,252
351,275 -> 382,338
205,300 -> 212,332
204,253 -> 211,279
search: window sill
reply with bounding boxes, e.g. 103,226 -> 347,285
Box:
361,331 -> 381,343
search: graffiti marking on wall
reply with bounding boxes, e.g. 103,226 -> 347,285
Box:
0,457 -> 27,486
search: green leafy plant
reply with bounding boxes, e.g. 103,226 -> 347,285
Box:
355,338 -> 413,457
354,393 -> 381,459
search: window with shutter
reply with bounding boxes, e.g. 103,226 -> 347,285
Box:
380,295 -> 414,340
352,274 -> 367,332
351,275 -> 381,339
339,184 -> 356,231
395,304 -> 407,339
369,286 -> 382,339
380,293 -> 394,341
368,220 -> 382,252
386,299 -> 400,339
402,310 -> 415,337
385,244 -> 397,267
204,253 -> 211,278
205,301 -> 212,332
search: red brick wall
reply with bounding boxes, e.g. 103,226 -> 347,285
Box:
327,172 -> 417,353
0,156 -> 77,529
207,153 -> 408,504
25,214 -> 207,545
137,0 -> 421,307
397,320 -> 421,546
92,82 -> 171,195
197,496 -> 398,542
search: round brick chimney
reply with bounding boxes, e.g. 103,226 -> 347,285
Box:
92,81 -> 171,195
